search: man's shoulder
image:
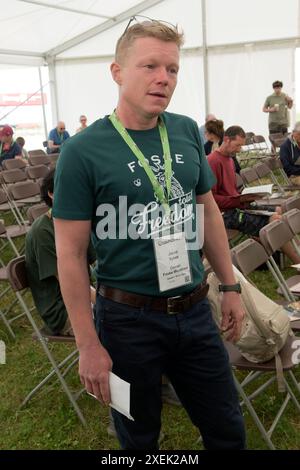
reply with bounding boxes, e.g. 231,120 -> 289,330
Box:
207,149 -> 222,162
29,213 -> 53,236
162,111 -> 197,127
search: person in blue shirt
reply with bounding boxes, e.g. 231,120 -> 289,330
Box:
47,121 -> 70,154
280,122 -> 300,185
0,125 -> 22,167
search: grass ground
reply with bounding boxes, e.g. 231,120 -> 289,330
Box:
1,202 -> 300,450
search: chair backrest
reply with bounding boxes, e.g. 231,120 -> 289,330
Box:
264,157 -> 282,171
240,167 -> 259,185
281,195 -> 300,213
6,256 -> 28,291
28,149 -> 47,157
231,238 -> 269,275
253,135 -> 266,144
25,164 -> 49,180
2,159 -> 27,171
26,203 -> 48,224
1,168 -> 27,184
9,181 -> 40,200
28,154 -> 51,166
282,208 -> 300,236
253,162 -> 272,179
259,219 -> 294,255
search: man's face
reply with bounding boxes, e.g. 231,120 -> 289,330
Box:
293,131 -> 300,146
114,36 -> 179,121
225,135 -> 245,155
57,122 -> 66,133
1,134 -> 12,145
273,86 -> 282,95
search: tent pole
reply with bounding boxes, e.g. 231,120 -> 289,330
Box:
201,0 -> 209,116
47,56 -> 59,126
38,67 -> 48,140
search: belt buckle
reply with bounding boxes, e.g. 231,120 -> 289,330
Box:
167,295 -> 181,315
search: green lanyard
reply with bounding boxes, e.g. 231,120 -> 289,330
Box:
109,111 -> 172,215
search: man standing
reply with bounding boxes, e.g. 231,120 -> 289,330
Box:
76,115 -> 88,133
0,125 -> 22,167
47,121 -> 70,154
280,122 -> 300,185
263,80 -> 293,137
53,19 -> 245,450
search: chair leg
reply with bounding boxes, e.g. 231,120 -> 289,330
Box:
232,374 -> 276,449
16,292 -> 86,426
0,308 -> 16,339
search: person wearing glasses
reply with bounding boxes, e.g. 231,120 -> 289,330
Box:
53,18 -> 245,450
76,115 -> 88,133
47,121 -> 70,154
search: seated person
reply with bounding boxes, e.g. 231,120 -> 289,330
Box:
204,119 -> 241,173
280,122 -> 300,185
204,119 -> 224,156
76,115 -> 88,133
47,121 -> 70,154
0,125 -> 23,167
25,169 -> 96,336
16,136 -> 29,160
199,113 -> 216,144
208,125 -> 300,264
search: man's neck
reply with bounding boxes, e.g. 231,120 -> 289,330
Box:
217,145 -> 230,156
115,106 -> 159,130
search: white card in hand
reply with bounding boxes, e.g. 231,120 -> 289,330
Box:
109,372 -> 134,421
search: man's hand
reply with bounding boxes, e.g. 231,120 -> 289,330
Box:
220,292 -> 245,343
79,343 -> 113,405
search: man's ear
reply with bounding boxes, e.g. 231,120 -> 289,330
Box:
110,62 -> 122,86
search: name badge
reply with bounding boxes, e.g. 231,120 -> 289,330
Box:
153,231 -> 192,292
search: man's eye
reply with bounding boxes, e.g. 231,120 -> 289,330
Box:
145,64 -> 154,69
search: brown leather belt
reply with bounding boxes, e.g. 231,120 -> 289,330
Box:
98,282 -> 209,315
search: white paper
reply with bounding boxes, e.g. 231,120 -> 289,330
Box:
290,281 -> 300,294
87,372 -> 134,421
241,184 -> 273,196
109,371 -> 134,421
291,264 -> 300,270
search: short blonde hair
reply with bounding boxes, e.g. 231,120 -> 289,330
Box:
115,20 -> 184,64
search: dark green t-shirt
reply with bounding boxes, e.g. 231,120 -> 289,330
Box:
25,214 -> 67,334
52,112 -> 216,297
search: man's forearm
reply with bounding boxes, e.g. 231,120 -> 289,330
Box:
57,255 -> 100,350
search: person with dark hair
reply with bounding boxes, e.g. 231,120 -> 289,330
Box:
208,126 -> 300,263
15,136 -> 29,159
53,19 -> 246,450
25,169 -> 96,336
199,113 -> 216,144
204,119 -> 224,155
263,80 -> 293,137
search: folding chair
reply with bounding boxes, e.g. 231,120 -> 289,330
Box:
1,159 -> 27,171
28,149 -> 47,158
259,219 -> 300,299
8,181 -> 41,225
25,164 -> 49,181
1,168 -> 27,185
28,154 -> 51,167
225,336 -> 300,450
281,195 -> 300,213
26,203 -> 48,224
6,256 -> 86,425
264,156 -> 291,186
0,221 -> 25,338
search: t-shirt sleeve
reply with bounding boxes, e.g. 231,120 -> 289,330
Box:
48,129 -> 55,141
52,138 -> 95,220
264,96 -> 270,108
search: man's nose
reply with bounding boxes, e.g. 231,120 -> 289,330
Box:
156,67 -> 169,83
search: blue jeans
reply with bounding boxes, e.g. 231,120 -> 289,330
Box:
95,294 -> 246,450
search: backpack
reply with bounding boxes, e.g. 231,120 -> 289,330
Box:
207,266 -> 293,391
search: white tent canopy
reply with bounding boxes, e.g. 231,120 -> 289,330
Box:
1,0 -> 300,138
